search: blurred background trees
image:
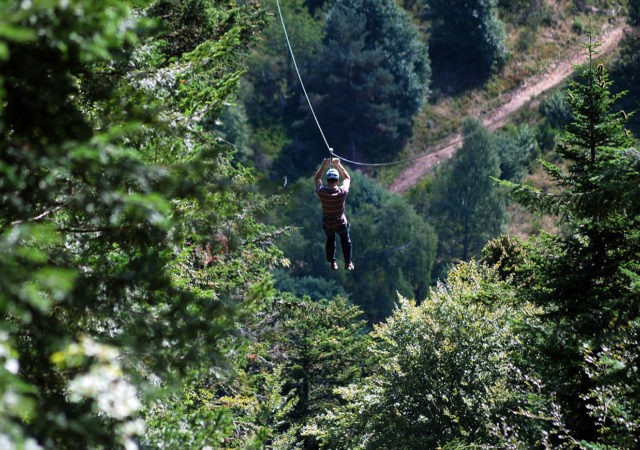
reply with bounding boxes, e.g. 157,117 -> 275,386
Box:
273,172 -> 437,323
273,0 -> 431,176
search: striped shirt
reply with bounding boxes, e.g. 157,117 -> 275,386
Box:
317,185 -> 349,226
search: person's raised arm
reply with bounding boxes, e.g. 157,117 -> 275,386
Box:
335,159 -> 350,190
315,158 -> 330,190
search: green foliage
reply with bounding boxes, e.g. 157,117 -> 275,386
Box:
541,88 -> 574,130
144,399 -> 235,449
610,29 -> 640,135
148,0 -> 266,61
267,295 -> 372,447
427,0 -> 506,87
428,119 -> 506,277
176,293 -> 372,449
277,0 -> 430,174
500,54 -> 640,444
537,88 -> 575,152
1,2 -> 151,447
304,0 -> 334,13
403,175 -> 434,217
0,0 -> 281,448
497,0 -> 546,24
631,0 -> 640,27
241,0 -> 323,167
306,262 -> 535,449
273,270 -> 347,300
275,172 -> 437,322
579,317 -> 640,447
215,102 -> 255,166
572,17 -> 587,34
143,364 -> 294,450
504,60 -> 637,221
4,1 -> 639,449
0,224 -> 75,449
245,0 -> 323,122
495,124 -> 540,182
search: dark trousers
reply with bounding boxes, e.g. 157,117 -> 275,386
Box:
323,223 -> 352,264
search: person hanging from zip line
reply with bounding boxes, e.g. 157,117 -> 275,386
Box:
314,157 -> 355,271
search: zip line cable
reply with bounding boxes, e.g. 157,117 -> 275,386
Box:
274,0 -> 332,155
328,135 -> 467,167
274,0 -> 470,168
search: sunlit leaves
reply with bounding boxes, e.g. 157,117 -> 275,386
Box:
0,225 -> 75,321
309,262 -> 533,448
1,0 -> 277,448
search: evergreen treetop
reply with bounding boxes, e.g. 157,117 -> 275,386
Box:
499,47 -> 640,444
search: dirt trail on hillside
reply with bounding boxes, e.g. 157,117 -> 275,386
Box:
389,24 -> 627,194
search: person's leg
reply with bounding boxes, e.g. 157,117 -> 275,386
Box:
323,225 -> 337,266
337,224 -> 352,268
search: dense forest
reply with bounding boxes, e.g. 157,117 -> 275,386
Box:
1,0 -> 640,449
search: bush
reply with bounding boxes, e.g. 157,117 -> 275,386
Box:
540,89 -> 573,129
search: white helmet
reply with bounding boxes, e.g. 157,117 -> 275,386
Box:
326,168 -> 339,180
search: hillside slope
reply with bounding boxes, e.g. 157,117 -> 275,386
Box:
389,23 -> 626,194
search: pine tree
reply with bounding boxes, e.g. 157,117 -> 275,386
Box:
501,51 -> 640,444
429,119 -> 505,274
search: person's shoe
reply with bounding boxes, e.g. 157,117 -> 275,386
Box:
330,261 -> 339,270
345,261 -> 355,271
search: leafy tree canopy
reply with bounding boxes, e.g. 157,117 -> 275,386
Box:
307,262 -> 536,449
0,0 -> 280,448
